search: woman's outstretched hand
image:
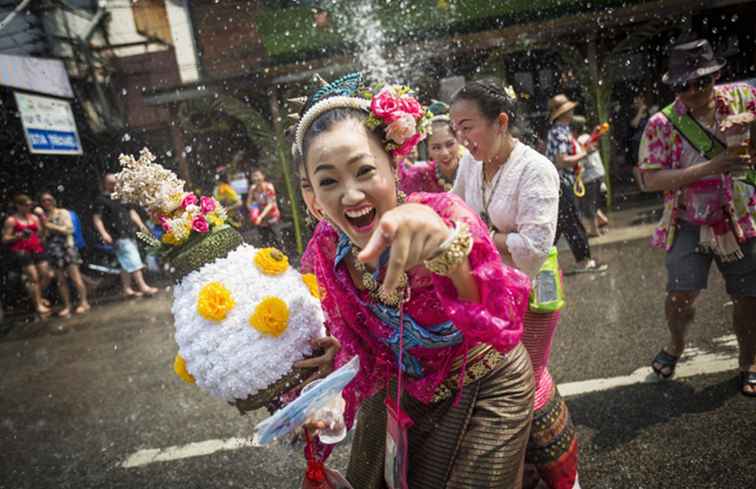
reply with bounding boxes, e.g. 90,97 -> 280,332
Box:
357,203 -> 452,295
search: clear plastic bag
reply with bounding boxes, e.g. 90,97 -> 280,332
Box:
252,356 -> 360,447
682,178 -> 725,225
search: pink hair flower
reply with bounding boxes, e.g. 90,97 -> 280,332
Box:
370,88 -> 401,123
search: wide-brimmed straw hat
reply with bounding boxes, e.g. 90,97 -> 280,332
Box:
662,39 -> 726,86
548,94 -> 578,123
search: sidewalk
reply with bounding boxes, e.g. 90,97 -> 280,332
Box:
588,202 -> 662,247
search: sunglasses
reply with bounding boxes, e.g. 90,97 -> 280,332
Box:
672,74 -> 714,94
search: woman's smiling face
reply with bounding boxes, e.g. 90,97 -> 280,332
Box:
428,123 -> 461,171
305,117 -> 397,248
450,99 -> 503,162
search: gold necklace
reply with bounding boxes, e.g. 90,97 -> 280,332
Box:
435,161 -> 456,192
350,246 -> 408,307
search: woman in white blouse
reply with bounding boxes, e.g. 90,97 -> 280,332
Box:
450,80 -> 581,489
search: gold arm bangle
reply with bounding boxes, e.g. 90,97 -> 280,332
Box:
423,221 -> 474,276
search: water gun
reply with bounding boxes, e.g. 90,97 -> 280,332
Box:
589,122 -> 610,145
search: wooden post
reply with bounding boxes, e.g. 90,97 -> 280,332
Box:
170,104 -> 192,187
586,39 -> 613,209
269,87 -> 304,255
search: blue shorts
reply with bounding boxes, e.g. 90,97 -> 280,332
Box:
114,238 -> 144,274
666,222 -> 756,297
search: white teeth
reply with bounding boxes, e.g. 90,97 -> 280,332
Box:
345,207 -> 374,218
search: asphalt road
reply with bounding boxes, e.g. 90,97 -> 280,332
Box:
1,236 -> 753,489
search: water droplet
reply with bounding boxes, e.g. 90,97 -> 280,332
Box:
57,185 -> 64,191
122,133 -> 131,142
185,145 -> 192,153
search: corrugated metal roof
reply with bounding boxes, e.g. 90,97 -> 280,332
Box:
0,2 -> 49,56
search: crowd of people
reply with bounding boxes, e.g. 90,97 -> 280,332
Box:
1,166 -> 283,322
2,34 -> 755,488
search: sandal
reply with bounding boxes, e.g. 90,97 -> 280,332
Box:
57,308 -> 71,319
652,349 -> 680,379
738,371 -> 756,398
74,304 -> 91,315
573,260 -> 608,274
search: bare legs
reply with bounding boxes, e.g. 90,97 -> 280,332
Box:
120,269 -> 157,297
733,296 -> 756,395
655,290 -> 756,395
54,264 -> 91,317
22,263 -> 50,315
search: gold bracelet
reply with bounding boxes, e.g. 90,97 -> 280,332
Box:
423,221 -> 474,276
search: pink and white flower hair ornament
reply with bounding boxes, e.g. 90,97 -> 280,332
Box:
293,73 -> 432,161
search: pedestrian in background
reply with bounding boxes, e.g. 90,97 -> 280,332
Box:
213,168 -> 244,228
1,194 -> 53,318
546,94 -> 607,273
573,118 -> 609,237
639,38 -> 756,397
246,168 -> 283,248
93,174 -> 158,299
40,192 -> 90,318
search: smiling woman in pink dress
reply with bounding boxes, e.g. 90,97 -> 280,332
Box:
397,115 -> 465,194
292,73 -> 535,489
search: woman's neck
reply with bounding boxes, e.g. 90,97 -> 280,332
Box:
484,134 -> 514,179
439,161 -> 458,179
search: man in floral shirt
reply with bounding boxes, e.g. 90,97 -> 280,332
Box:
638,38 -> 756,397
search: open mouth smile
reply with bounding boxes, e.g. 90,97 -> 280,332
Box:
344,205 -> 377,233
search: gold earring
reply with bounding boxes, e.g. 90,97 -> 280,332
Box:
394,174 -> 406,204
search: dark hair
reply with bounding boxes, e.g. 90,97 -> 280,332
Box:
14,193 -> 32,206
429,117 -> 455,139
451,79 -> 517,124
300,107 -> 386,169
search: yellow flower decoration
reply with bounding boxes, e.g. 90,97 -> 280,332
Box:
249,296 -> 289,337
207,213 -> 224,227
161,231 -> 184,246
301,273 -> 321,300
197,281 -> 235,321
254,247 -> 289,276
174,354 -> 196,384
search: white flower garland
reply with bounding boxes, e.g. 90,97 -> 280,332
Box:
172,244 -> 325,401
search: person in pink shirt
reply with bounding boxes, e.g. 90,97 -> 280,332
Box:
2,194 -> 53,318
397,114 -> 464,194
293,73 -> 534,489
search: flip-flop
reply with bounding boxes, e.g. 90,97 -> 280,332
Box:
652,349 -> 680,379
738,371 -> 756,397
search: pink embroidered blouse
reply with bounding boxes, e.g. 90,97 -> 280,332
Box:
302,192 -> 530,430
397,160 -> 451,194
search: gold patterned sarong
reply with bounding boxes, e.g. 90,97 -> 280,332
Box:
346,342 -> 535,489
